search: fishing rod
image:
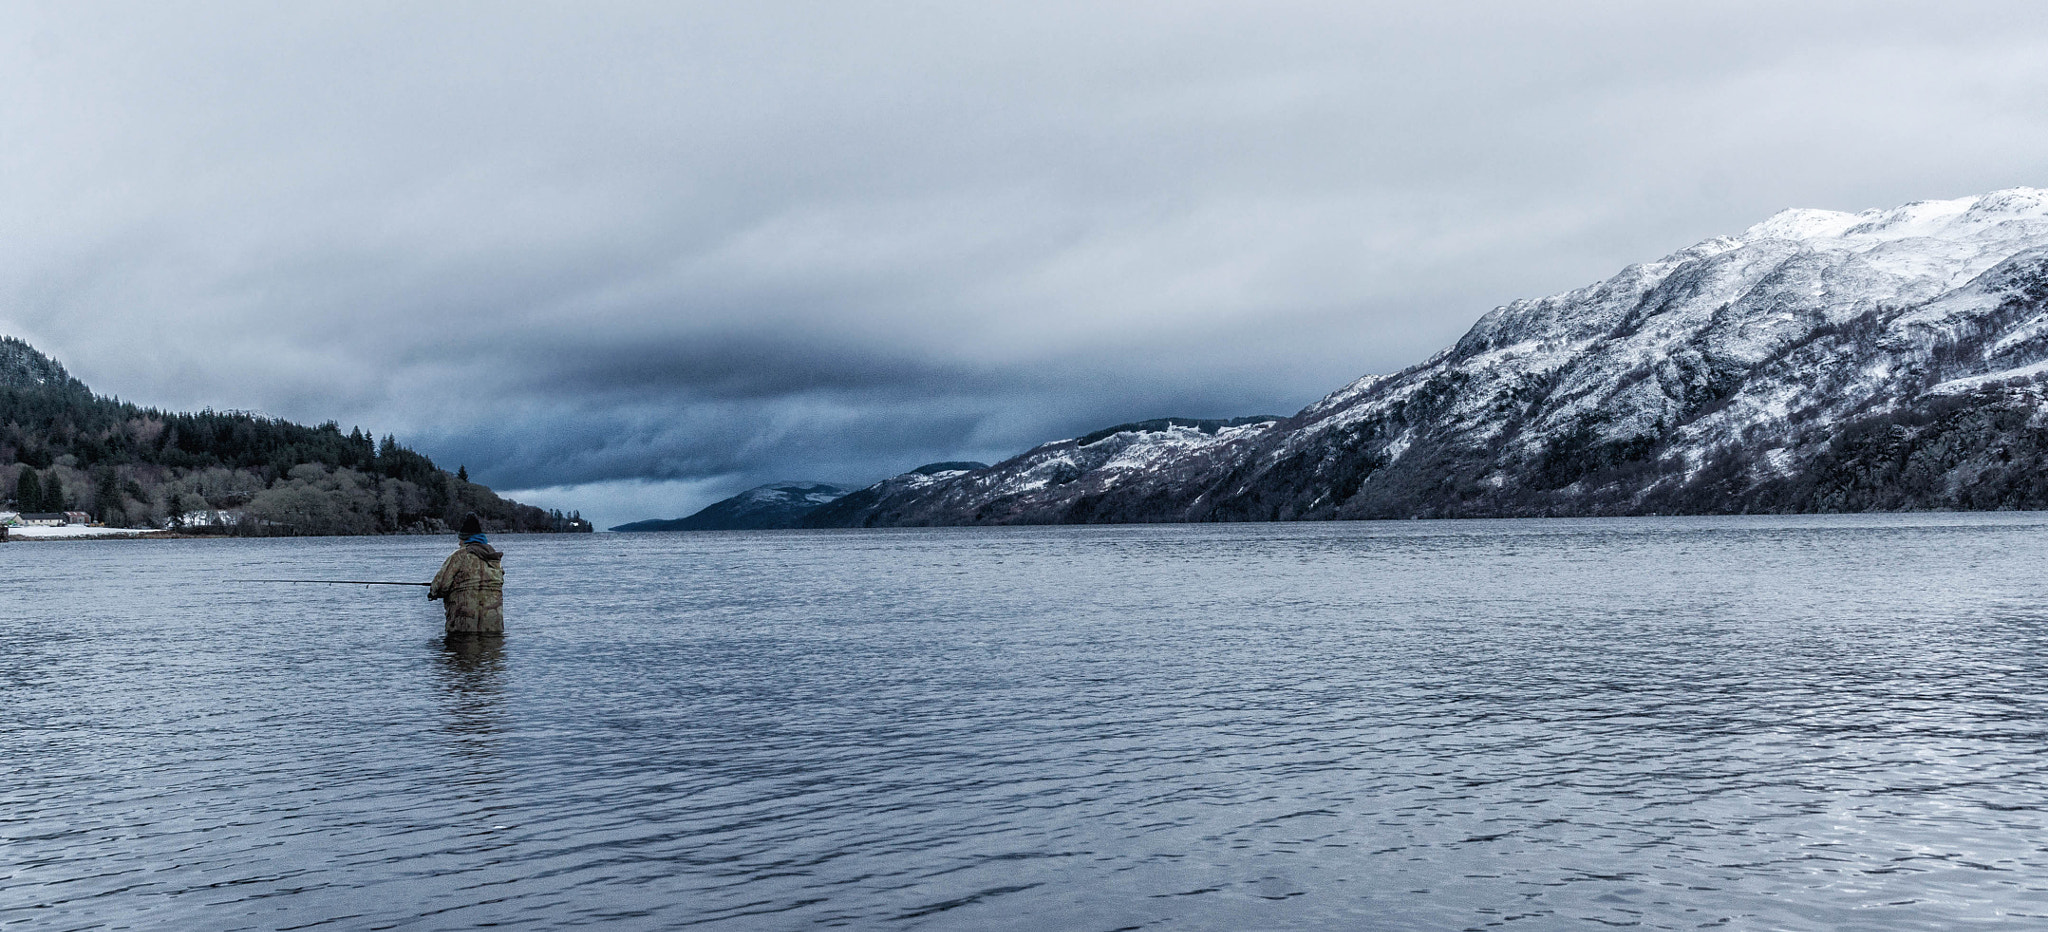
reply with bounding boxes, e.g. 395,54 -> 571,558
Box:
234,579 -> 431,587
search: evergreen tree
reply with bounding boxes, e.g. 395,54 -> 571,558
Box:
13,469 -> 40,512
93,465 -> 120,522
42,473 -> 64,512
457,465 -> 468,482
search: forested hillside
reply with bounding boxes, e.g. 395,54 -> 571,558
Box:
1,336 -> 588,534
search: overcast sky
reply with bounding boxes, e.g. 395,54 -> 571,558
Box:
4,2 -> 2047,527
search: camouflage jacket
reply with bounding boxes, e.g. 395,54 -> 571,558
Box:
429,541 -> 505,635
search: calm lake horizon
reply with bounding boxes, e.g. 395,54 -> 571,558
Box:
7,514 -> 2048,929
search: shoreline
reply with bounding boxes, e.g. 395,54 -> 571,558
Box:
2,527 -> 593,541
4,526 -> 175,541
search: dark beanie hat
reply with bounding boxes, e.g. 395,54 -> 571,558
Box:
459,513 -> 483,537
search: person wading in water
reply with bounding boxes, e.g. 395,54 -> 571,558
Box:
430,514 -> 505,636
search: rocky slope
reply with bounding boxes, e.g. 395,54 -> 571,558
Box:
614,481 -> 852,531
810,188 -> 2048,525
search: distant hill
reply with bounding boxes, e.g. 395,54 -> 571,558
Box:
798,462 -> 989,528
613,481 -> 852,531
1,335 -> 590,535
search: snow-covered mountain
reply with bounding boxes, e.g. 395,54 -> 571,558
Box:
810,188 -> 2048,526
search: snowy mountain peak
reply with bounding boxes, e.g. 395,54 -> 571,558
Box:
1740,188 -> 2048,246
1743,207 -> 1866,242
1966,187 -> 2048,219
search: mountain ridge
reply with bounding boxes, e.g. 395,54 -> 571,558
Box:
804,187 -> 2048,526
613,480 -> 852,531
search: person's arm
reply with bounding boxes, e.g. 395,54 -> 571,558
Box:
429,553 -> 463,600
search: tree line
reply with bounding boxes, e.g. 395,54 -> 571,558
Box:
1,345 -> 588,535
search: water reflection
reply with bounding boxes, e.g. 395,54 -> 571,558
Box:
438,633 -> 506,678
434,635 -> 506,751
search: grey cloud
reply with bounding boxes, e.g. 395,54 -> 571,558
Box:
485,335 -> 1002,402
419,348 -> 1300,493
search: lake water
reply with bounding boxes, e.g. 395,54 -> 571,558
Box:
6,515 -> 2048,930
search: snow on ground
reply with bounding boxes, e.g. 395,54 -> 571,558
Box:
1930,359 -> 2048,395
7,525 -> 158,539
1744,207 -> 1866,242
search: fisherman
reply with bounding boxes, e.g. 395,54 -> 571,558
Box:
429,513 -> 505,636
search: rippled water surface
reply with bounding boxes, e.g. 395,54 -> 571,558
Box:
8,516 -> 2048,930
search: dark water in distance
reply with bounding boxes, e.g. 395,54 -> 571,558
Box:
7,515 -> 2048,930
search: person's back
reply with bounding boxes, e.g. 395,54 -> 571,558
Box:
429,514 -> 505,635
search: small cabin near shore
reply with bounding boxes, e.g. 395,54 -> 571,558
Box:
63,511 -> 91,525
